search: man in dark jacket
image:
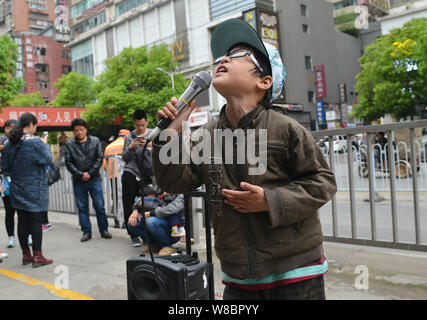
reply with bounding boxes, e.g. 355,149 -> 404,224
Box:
65,118 -> 112,242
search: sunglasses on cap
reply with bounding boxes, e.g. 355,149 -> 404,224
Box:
214,49 -> 264,73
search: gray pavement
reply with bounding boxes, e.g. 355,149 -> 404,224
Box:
0,209 -> 427,300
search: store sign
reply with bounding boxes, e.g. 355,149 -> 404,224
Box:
284,104 -> 304,112
168,38 -> 188,62
314,65 -> 327,99
55,0 -> 70,42
258,10 -> 280,50
189,111 -> 210,128
316,102 -> 326,126
243,10 -> 257,31
0,107 -> 85,127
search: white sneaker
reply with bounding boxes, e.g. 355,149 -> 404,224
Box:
0,251 -> 8,259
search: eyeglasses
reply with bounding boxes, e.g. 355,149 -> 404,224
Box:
214,49 -> 264,73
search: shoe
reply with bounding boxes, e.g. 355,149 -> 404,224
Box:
171,226 -> 186,238
179,237 -> 195,244
28,235 -> 32,246
80,233 -> 92,242
0,251 -> 8,259
131,237 -> 142,247
101,231 -> 112,239
7,236 -> 15,248
22,249 -> 32,265
32,250 -> 53,268
141,246 -> 160,254
42,224 -> 53,232
158,247 -> 176,256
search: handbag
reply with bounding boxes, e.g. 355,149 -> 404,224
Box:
47,162 -> 61,186
0,174 -> 10,197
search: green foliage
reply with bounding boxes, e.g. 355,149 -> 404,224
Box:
9,91 -> 45,107
335,13 -> 357,25
0,35 -> 24,107
354,18 -> 427,122
83,44 -> 189,130
51,72 -> 97,107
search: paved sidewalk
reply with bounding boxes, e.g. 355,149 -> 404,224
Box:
0,209 -> 427,300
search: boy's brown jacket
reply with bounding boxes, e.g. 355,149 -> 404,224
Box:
152,105 -> 337,280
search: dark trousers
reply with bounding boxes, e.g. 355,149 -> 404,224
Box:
223,275 -> 326,300
42,211 -> 49,224
121,171 -> 140,238
17,210 -> 43,251
2,195 -> 16,237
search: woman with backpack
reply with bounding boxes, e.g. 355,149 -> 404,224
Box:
1,113 -> 53,268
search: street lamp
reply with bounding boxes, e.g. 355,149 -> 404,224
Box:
156,67 -> 175,92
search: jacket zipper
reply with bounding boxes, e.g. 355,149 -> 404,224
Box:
234,137 -> 257,278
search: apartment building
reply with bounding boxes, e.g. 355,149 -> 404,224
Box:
67,0 -> 212,108
0,0 -> 71,103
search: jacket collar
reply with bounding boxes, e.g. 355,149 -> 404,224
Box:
219,104 -> 266,130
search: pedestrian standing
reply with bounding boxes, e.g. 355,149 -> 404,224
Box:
1,113 -> 53,267
121,110 -> 152,247
0,119 -> 18,248
64,118 -> 112,242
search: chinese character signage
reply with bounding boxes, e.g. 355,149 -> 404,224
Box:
316,102 -> 326,127
0,107 -> 85,127
315,65 -> 327,99
243,9 -> 284,102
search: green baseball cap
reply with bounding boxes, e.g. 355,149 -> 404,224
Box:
211,18 -> 269,65
211,18 -> 287,102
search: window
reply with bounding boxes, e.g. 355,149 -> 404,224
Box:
116,0 -> 149,17
302,24 -> 309,33
305,56 -> 312,70
301,4 -> 307,17
308,91 -> 315,103
72,55 -> 94,78
72,10 -> 106,37
62,65 -> 72,75
61,50 -> 71,59
35,63 -> 48,73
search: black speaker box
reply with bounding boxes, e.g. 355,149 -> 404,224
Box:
127,252 -> 213,300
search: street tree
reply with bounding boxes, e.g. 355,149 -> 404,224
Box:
51,72 -> 97,107
353,18 -> 427,122
9,91 -> 45,106
83,44 -> 189,131
0,35 -> 24,107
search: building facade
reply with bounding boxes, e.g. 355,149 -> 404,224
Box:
275,0 -> 363,129
380,0 -> 427,34
0,0 -> 72,103
67,0 -> 212,108
328,0 -> 390,36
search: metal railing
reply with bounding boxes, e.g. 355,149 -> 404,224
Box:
312,119 -> 427,251
46,155 -> 203,243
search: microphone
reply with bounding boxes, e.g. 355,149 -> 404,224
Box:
148,71 -> 212,141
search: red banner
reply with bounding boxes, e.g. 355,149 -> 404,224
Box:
314,65 -> 327,99
0,107 -> 85,127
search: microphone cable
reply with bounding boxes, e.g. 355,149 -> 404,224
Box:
138,138 -> 166,298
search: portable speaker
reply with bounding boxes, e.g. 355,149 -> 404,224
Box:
127,253 -> 213,300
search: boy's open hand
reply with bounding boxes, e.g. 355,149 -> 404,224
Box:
222,182 -> 269,213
